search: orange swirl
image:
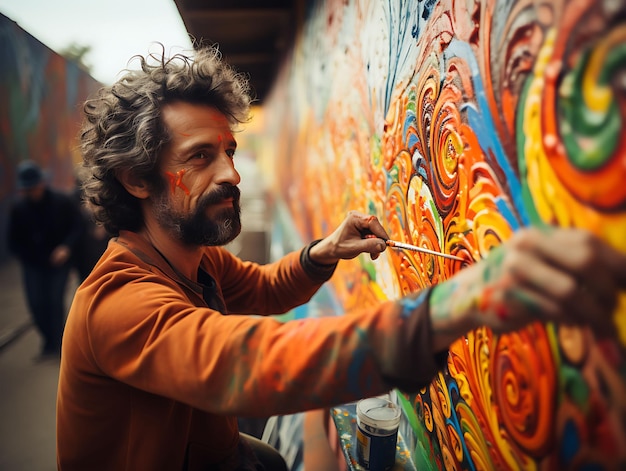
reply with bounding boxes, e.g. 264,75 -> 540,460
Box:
384,183 -> 428,293
430,375 -> 462,470
492,324 -> 557,457
429,69 -> 464,216
455,402 -> 497,470
449,329 -> 536,469
383,93 -> 412,171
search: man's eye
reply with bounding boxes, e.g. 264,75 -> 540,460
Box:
192,151 -> 210,160
225,149 -> 236,158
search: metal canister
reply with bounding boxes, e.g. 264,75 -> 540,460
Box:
356,397 -> 401,470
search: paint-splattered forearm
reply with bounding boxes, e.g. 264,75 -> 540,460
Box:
428,278 -> 479,352
426,245 -> 543,352
424,251 -> 510,352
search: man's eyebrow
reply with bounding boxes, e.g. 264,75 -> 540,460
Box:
179,138 -> 237,156
217,134 -> 238,148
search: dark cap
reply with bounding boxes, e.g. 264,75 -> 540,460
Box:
16,161 -> 45,190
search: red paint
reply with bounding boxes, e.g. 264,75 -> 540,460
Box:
165,169 -> 190,195
479,285 -> 508,320
495,304 -> 508,320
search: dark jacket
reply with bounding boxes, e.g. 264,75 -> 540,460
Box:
8,187 -> 83,267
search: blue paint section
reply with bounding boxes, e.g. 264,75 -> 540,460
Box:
398,290 -> 429,318
444,380 -> 476,470
419,0 -> 440,22
495,197 -> 521,230
560,419 -> 580,466
443,39 -> 529,226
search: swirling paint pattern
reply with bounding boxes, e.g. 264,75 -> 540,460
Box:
261,0 -> 626,469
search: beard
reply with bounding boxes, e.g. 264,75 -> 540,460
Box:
153,184 -> 242,247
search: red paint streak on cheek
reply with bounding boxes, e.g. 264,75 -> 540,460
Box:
165,169 -> 190,195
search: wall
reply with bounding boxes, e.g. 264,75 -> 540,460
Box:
0,13 -> 101,261
260,0 -> 626,468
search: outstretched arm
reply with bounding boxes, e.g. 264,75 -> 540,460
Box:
427,227 -> 626,352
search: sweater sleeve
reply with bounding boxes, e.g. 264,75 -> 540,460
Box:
377,288 -> 449,391
84,261 -> 447,417
299,239 -> 337,282
212,246 -> 334,315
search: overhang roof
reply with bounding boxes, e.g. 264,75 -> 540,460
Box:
173,0 -> 299,104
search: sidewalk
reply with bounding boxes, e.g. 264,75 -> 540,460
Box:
0,258 -> 76,471
0,258 -> 32,351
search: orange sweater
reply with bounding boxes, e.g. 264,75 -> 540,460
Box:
57,231 -> 445,470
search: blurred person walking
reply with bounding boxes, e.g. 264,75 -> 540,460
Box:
8,160 -> 83,359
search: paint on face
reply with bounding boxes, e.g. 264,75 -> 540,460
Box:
221,132 -> 235,143
165,169 -> 190,195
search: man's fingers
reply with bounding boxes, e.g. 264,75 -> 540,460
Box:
485,228 -> 622,337
522,227 -> 626,286
350,211 -> 389,241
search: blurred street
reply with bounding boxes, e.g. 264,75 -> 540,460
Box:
0,258 -> 70,471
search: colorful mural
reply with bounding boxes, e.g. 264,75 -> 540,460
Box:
261,0 -> 626,469
0,13 -> 101,260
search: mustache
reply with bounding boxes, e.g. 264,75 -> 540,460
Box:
198,184 -> 240,208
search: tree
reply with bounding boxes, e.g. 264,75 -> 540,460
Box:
59,43 -> 93,74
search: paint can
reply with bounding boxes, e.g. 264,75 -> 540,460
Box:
356,397 -> 401,470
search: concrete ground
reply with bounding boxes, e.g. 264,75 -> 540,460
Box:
0,258 -> 67,471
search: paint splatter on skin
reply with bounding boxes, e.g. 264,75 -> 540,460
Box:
399,290 -> 429,318
479,284 -> 509,320
218,132 -> 235,146
476,247 -> 511,320
165,169 -> 190,195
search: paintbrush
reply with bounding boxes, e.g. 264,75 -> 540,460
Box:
365,235 -> 464,261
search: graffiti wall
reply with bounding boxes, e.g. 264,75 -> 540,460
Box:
0,13 -> 101,260
261,0 -> 626,469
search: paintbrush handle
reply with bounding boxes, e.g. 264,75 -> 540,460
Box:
385,239 -> 464,261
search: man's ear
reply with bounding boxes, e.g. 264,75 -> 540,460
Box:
115,169 -> 150,199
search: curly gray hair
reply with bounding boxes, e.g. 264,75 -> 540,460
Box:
79,44 -> 251,235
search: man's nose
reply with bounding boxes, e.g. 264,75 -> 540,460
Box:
215,154 -> 241,186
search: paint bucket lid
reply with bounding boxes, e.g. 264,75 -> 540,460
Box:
356,397 -> 401,432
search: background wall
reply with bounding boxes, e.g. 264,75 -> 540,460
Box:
0,13 -> 101,262
260,0 -> 626,469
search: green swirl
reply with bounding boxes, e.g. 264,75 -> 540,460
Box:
557,41 -> 625,170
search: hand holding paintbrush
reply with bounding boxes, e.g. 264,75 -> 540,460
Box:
364,235 -> 464,261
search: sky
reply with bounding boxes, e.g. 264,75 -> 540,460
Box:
0,0 -> 194,85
